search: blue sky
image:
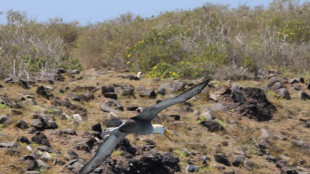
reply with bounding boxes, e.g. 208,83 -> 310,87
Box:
0,0 -> 307,25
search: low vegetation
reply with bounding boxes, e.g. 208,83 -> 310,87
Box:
0,0 -> 309,80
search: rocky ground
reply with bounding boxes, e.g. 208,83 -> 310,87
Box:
0,68 -> 310,174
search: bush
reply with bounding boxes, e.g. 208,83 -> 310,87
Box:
149,62 -> 175,79
241,56 -> 256,72
0,11 -> 81,79
73,13 -> 146,70
277,20 -> 310,43
124,26 -> 187,73
125,24 -> 226,79
1,1 -> 310,80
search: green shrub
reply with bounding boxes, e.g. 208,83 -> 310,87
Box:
125,26 -> 187,73
125,25 -> 224,79
149,62 -> 175,79
241,56 -> 256,72
277,20 -> 310,43
193,43 -> 228,66
56,56 -> 82,71
148,60 -> 214,79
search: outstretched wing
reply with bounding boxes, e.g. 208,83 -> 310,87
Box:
79,131 -> 128,174
133,79 -> 210,121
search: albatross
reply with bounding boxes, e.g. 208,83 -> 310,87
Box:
79,79 -> 210,174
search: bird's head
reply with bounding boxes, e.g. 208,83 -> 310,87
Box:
152,124 -> 173,139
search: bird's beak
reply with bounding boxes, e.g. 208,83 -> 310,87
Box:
164,130 -> 173,140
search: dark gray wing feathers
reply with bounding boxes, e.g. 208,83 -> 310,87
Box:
79,131 -> 128,174
133,79 -> 210,121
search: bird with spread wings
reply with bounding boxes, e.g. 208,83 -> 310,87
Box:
80,80 -> 210,174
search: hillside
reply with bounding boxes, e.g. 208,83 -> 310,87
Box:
0,69 -> 310,174
1,1 -> 310,80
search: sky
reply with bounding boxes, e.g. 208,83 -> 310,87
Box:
0,0 -> 307,25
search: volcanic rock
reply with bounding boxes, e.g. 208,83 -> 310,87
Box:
74,135 -> 96,153
186,164 -> 199,172
0,95 -> 22,108
100,105 -> 118,113
232,84 -> 246,103
115,84 -> 135,96
16,136 -> 31,144
137,86 -> 157,98
18,79 -> 32,89
136,150 -> 180,174
232,155 -> 245,167
235,87 -> 276,121
30,119 -> 44,130
0,114 -> 12,125
37,159 -> 50,169
267,78 -> 282,90
157,80 -> 185,93
105,118 -> 123,127
200,120 -> 224,132
103,92 -> 118,100
31,132 -> 51,147
214,153 -> 231,166
300,91 -> 310,100
288,78 -> 299,84
157,87 -> 166,95
274,88 -> 291,100
101,85 -> 115,94
106,99 -> 124,111
102,85 -> 117,99
36,86 -> 53,100
126,105 -> 139,111
0,142 -> 18,148
22,155 -> 38,171
91,123 -> 102,133
32,114 -> 58,129
294,84 -> 302,90
63,159 -> 85,174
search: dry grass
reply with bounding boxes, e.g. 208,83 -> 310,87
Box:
0,70 -> 310,173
